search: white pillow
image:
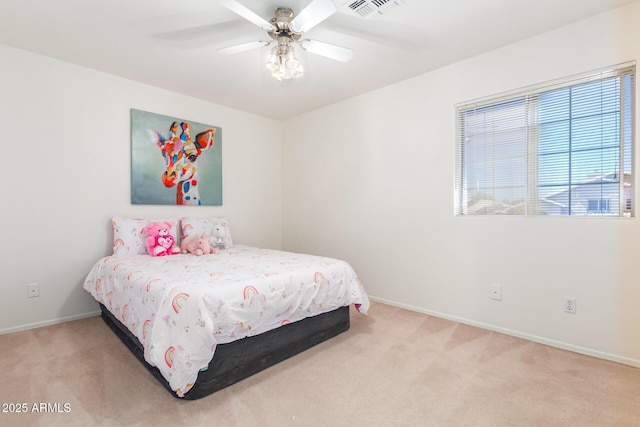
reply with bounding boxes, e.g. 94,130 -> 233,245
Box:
180,216 -> 233,248
112,216 -> 180,257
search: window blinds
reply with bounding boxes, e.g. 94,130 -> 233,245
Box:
455,63 -> 635,217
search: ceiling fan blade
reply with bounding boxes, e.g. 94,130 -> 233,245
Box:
300,39 -> 353,62
220,0 -> 276,32
218,40 -> 270,55
289,0 -> 337,34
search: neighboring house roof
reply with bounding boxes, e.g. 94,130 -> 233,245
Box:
466,172 -> 630,215
545,172 -> 631,204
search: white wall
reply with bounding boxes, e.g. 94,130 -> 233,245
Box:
0,45 -> 283,333
3,3 -> 639,368
282,3 -> 640,366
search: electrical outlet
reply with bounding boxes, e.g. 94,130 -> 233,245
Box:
564,297 -> 576,314
490,284 -> 502,301
27,283 -> 39,298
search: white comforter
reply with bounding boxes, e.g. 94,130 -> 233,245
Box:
83,245 -> 369,397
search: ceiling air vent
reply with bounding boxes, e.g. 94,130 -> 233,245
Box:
342,0 -> 405,19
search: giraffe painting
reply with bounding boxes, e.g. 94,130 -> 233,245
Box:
150,121 -> 216,205
131,109 -> 222,206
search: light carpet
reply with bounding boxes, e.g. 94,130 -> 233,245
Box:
1,301 -> 639,426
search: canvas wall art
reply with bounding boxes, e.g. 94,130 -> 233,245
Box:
131,109 -> 222,205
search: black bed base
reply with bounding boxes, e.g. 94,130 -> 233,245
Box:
100,304 -> 350,400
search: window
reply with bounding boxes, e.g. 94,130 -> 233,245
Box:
588,198 -> 610,213
455,63 -> 635,217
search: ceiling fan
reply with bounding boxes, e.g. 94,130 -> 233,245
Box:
218,0 -> 353,80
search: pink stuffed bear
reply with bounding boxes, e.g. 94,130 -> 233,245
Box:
180,233 -> 215,256
145,221 -> 180,257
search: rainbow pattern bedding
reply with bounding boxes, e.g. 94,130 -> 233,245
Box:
83,245 -> 370,397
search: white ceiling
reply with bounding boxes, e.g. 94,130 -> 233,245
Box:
1,0 -> 637,119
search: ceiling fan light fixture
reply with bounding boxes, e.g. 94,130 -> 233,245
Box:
290,64 -> 304,78
265,47 -> 280,72
221,0 -> 350,81
265,43 -> 304,80
272,68 -> 284,81
284,47 -> 301,71
270,57 -> 304,80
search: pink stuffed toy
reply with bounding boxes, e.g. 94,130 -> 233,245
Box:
145,221 -> 180,257
180,233 -> 215,256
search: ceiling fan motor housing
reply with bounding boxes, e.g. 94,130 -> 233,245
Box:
268,7 -> 301,51
272,8 -> 293,30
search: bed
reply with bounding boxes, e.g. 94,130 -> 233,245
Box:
84,222 -> 369,399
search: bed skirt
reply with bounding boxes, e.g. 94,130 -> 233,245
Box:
100,303 -> 351,400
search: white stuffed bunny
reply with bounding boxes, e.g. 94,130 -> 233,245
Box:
211,221 -> 229,249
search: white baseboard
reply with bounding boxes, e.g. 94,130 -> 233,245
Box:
369,296 -> 640,369
4,299 -> 639,369
0,310 -> 101,336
